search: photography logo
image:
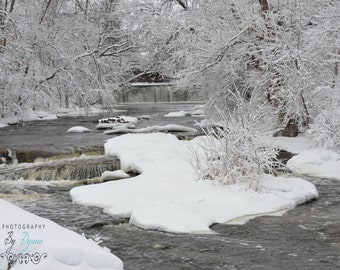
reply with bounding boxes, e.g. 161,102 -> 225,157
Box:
1,224 -> 47,267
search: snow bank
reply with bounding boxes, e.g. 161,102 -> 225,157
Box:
67,126 -> 93,133
287,149 -> 340,180
267,136 -> 340,180
164,111 -> 187,117
100,170 -> 130,182
263,135 -> 311,154
70,133 -> 318,234
0,199 -> 123,270
164,105 -> 206,118
103,124 -> 197,135
0,111 -> 57,128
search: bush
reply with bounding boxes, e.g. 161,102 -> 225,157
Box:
190,100 -> 278,190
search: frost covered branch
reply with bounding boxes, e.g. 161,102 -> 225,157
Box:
190,98 -> 278,190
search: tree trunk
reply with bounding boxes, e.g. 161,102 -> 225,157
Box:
0,1 -> 5,48
9,0 -> 15,13
258,0 -> 269,16
175,0 -> 188,10
333,52 -> 339,88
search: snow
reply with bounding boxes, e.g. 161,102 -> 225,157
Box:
96,116 -> 138,130
130,82 -> 172,87
98,116 -> 138,124
67,126 -> 93,133
264,135 -> 312,154
267,135 -> 340,180
70,133 -> 318,234
100,170 -> 130,182
164,111 -> 187,117
287,149 -> 340,180
164,106 -> 206,118
0,111 -> 57,128
56,107 -> 127,118
138,115 -> 151,120
0,199 -> 123,270
103,124 -> 197,135
97,123 -> 136,130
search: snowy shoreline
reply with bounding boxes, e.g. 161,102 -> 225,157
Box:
0,199 -> 123,270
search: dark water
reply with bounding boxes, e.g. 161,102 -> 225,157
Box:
0,102 -> 339,269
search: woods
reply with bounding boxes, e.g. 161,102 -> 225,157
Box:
1,0 -> 339,147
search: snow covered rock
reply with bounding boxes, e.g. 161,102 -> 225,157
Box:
0,199 -> 123,270
96,116 -> 138,130
67,126 -> 93,133
164,111 -> 188,117
100,170 -> 130,182
103,124 -> 197,135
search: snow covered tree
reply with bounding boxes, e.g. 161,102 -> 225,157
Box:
0,0 -> 136,118
127,0 -> 338,137
304,1 -> 340,151
122,0 -> 340,186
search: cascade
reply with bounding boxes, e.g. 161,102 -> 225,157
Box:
0,155 -> 120,181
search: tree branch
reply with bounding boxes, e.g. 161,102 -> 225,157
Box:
175,0 -> 188,10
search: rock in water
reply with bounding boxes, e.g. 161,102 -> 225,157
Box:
67,126 -> 93,133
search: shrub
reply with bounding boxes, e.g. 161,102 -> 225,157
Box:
190,100 -> 278,190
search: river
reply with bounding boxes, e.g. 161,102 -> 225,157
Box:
0,102 -> 339,270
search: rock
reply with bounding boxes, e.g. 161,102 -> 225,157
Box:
15,150 -> 54,163
0,149 -> 14,164
138,115 -> 151,120
282,119 -> 299,137
67,126 -> 93,133
153,244 -> 170,250
100,170 -> 130,182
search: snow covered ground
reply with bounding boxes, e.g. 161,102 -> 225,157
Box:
0,111 -> 58,128
287,149 -> 340,180
71,133 -> 318,234
0,107 -> 127,128
0,199 -> 123,270
264,135 -> 311,154
268,136 -> 340,180
103,124 -> 197,135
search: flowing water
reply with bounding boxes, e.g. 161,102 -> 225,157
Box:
0,102 -> 339,270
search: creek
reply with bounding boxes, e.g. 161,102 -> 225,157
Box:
0,102 -> 339,270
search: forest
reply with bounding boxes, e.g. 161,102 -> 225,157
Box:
0,0 -> 339,149
1,3 -> 340,268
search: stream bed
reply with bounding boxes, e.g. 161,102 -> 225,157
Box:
0,102 -> 339,270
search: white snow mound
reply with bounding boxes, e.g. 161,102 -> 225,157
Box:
70,133 -> 318,233
67,126 -> 92,133
0,199 -> 123,270
287,148 -> 340,180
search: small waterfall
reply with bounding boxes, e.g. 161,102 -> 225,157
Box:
1,156 -> 120,181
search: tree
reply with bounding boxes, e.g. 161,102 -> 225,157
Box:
132,0 -> 339,136
0,0 -> 136,118
119,0 -> 340,185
